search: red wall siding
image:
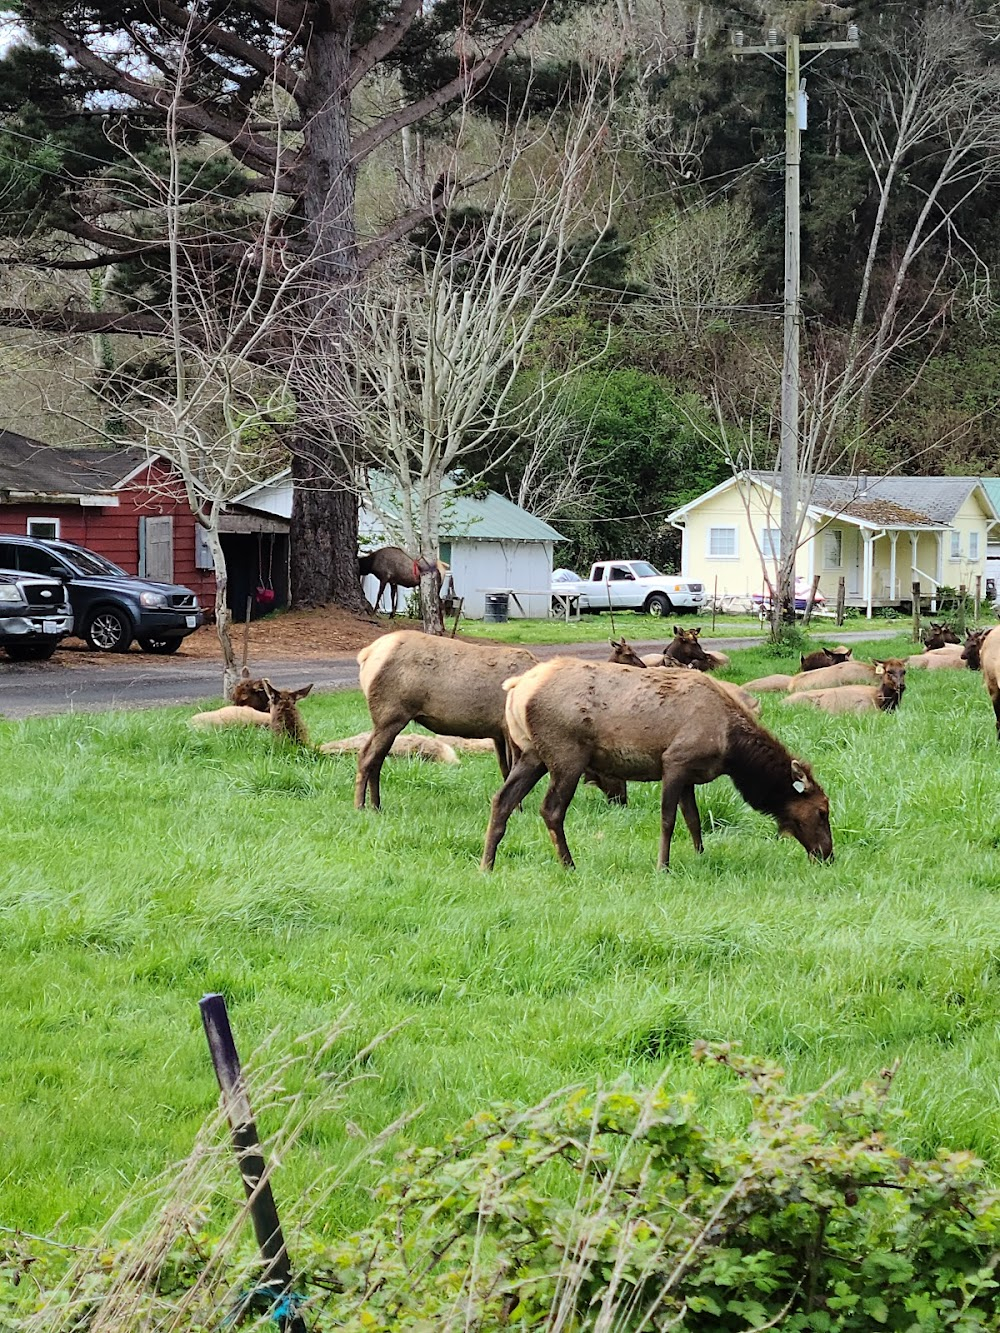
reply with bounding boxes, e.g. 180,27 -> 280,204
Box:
0,461 -> 216,601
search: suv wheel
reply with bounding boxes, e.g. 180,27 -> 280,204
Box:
645,593 -> 672,617
5,641 -> 58,661
138,636 -> 183,655
85,607 -> 133,653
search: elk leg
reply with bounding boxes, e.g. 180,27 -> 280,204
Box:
678,786 -> 703,852
355,715 -> 409,810
539,767 -> 584,869
481,753 -> 547,870
658,770 -> 689,871
494,737 -> 511,780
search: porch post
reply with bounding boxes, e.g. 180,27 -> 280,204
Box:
933,531 -> 944,613
889,531 -> 898,603
863,529 -> 874,619
910,532 -> 919,597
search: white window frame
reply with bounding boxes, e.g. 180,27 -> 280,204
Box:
822,529 -> 843,569
759,528 -> 781,561
707,526 -> 738,559
950,530 -> 961,560
969,531 -> 980,561
26,517 -> 60,540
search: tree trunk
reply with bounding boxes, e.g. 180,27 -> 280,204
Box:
288,16 -> 369,614
420,565 -> 444,634
205,525 -> 239,698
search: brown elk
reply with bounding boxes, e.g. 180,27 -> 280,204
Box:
663,625 -> 711,670
356,631 -> 626,810
320,733 -> 459,763
262,679 -> 313,744
190,705 -> 271,729
923,622 -> 960,650
608,638 -> 761,713
232,666 -> 270,711
905,645 -> 966,670
358,546 -> 444,616
976,628 -> 1000,737
800,645 -> 853,672
961,628 -> 988,671
782,659 -> 906,714
481,659 -> 833,871
746,660 -> 876,693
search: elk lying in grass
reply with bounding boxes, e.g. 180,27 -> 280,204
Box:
800,645 -> 852,672
923,622 -> 960,650
482,659 -> 833,871
190,705 -> 271,729
745,660 -> 876,693
905,645 -> 966,670
231,666 -> 269,711
782,659 -> 907,714
973,627 -> 1000,737
262,679 -> 313,744
320,733 -> 459,763
608,639 -> 760,713
962,628 -> 989,670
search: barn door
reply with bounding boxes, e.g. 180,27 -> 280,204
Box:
140,516 -> 174,582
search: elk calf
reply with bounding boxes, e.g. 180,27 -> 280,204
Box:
231,666 -> 270,711
482,660 -> 832,871
262,679 -> 313,744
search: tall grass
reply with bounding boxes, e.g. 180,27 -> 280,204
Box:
2,633 -> 1000,1244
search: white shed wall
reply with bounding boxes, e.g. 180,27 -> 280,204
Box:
449,540 -> 554,618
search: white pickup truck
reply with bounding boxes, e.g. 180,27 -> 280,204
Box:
572,561 -> 705,616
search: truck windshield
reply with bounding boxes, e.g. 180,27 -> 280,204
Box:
631,561 -> 660,577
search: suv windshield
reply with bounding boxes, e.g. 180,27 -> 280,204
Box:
52,543 -> 127,577
630,561 -> 661,578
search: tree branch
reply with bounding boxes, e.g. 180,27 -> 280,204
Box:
348,0 -> 425,91
350,10 -> 542,163
0,308 -> 172,336
151,0 -> 300,95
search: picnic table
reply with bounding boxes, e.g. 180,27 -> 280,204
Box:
479,587 -> 583,622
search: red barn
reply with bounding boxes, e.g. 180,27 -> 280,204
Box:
0,431 -> 288,612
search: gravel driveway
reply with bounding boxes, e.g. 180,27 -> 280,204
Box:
0,629 -> 901,721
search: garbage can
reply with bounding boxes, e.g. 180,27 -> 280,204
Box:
484,592 -> 510,624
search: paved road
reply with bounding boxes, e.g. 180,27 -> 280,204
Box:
0,627 -> 901,720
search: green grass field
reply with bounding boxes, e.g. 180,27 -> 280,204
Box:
458,609 -> 889,644
4,631 -> 1000,1246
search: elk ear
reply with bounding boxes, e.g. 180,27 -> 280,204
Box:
672,625 -> 682,636
240,666 -> 251,681
293,683 -> 314,700
790,759 -> 811,794
262,677 -> 276,703
692,627 -> 702,637
874,661 -> 885,675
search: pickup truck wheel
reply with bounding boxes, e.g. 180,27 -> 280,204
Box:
138,636 -> 183,655
85,607 -> 133,653
645,593 -> 673,617
4,641 -> 58,661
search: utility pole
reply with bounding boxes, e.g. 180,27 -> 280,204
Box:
733,22 -> 860,626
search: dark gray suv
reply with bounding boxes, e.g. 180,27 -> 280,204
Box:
0,571 -> 73,660
0,536 -> 202,653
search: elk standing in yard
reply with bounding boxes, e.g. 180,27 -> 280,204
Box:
358,546 -> 444,617
974,628 -> 1000,737
482,659 -> 832,871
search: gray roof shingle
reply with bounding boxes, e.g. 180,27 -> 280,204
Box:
752,471 -> 991,526
0,431 -> 143,497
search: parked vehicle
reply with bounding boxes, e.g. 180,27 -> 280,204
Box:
0,569 -> 73,660
573,561 -> 704,615
752,577 -> 827,616
0,535 -> 202,653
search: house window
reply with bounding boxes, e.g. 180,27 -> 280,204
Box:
27,517 -> 59,540
823,529 -> 843,568
970,532 -> 980,561
707,526 -> 737,558
759,528 -> 780,560
950,530 -> 961,559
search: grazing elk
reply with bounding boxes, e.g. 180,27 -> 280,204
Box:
976,628 -> 1000,737
608,638 -> 761,713
923,622 -> 960,650
262,679 -> 313,744
358,546 -> 444,616
782,659 -> 907,714
355,631 -> 627,810
481,659 -> 833,871
800,645 -> 853,672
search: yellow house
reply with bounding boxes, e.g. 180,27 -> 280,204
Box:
667,472 -> 999,616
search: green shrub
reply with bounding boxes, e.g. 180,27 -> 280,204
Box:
15,1046 -> 1000,1332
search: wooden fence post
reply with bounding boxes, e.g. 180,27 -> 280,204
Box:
958,584 -> 967,635
802,574 -> 821,626
711,576 -> 718,632
835,577 -> 846,626
199,994 -> 294,1294
912,581 -> 922,643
